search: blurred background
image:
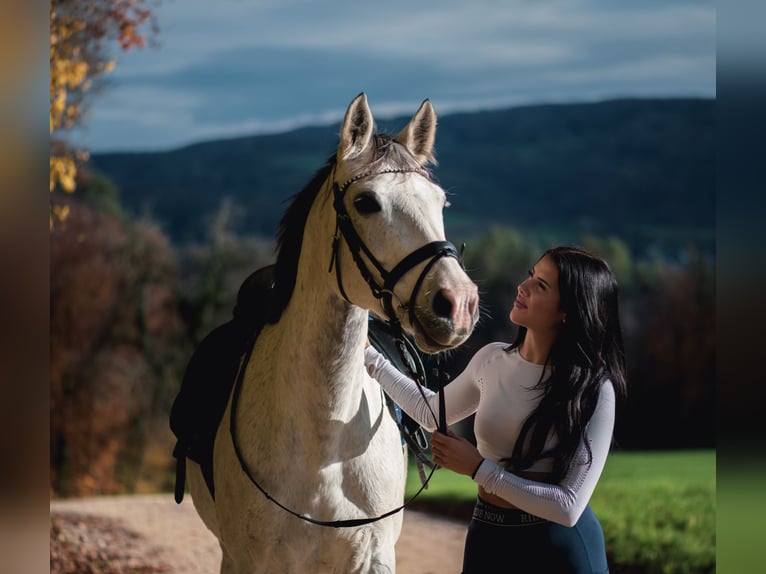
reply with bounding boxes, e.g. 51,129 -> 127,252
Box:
49,0 -> 715,503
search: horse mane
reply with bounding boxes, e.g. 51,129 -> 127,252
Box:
271,134 -> 430,321
271,154 -> 335,321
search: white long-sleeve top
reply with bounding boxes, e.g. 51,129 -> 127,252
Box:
364,342 -> 616,526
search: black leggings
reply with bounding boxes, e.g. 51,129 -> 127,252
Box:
461,498 -> 609,573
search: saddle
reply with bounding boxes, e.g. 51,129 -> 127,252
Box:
170,265 -> 277,503
170,265 -> 435,504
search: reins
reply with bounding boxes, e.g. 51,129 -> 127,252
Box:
229,166 -> 459,528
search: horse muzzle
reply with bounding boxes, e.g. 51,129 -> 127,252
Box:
409,279 -> 479,353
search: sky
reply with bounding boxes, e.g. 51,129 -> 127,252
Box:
68,0 -> 716,153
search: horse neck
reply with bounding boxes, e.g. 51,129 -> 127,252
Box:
272,186 -> 369,416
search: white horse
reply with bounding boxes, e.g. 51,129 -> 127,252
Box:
186,93 -> 479,573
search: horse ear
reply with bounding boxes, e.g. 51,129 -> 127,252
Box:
395,99 -> 437,166
338,92 -> 375,160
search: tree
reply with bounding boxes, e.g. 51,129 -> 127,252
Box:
621,248 -> 715,448
50,0 -> 156,226
580,235 -> 634,288
50,192 -> 189,495
178,198 -> 276,345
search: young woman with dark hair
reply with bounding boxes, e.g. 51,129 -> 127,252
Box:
364,246 -> 627,573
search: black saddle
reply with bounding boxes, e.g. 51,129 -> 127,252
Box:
170,264 -> 277,503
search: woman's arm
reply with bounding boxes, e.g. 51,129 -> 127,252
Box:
364,344 -> 488,431
472,381 -> 616,526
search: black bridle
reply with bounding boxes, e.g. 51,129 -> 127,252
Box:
230,167 -> 458,528
329,167 -> 460,336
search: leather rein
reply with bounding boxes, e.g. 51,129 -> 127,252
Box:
229,167 -> 458,528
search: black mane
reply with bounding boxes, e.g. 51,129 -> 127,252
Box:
271,154 -> 336,320
270,134 -> 429,322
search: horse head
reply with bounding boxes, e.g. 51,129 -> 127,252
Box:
330,93 -> 479,353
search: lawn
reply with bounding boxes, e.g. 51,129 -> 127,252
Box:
404,449 -> 716,574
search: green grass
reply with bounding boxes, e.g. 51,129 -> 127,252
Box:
405,463 -> 475,503
717,463 -> 766,574
405,449 -> 716,574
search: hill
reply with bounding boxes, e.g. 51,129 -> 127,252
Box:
89,98 -> 714,255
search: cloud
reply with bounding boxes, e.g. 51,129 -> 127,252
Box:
69,0 -> 716,152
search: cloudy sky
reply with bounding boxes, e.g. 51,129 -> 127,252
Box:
68,0 -> 716,153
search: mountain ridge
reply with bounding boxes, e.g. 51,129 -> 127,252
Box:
89,97 -> 714,254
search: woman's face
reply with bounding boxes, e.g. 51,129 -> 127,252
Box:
510,255 -> 566,333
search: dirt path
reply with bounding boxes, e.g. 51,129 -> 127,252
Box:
51,494 -> 467,573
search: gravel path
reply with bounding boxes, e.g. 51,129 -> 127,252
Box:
51,494 -> 468,573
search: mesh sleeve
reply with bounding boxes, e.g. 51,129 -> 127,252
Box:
364,345 -> 485,431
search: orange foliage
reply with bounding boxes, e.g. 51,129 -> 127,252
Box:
50,0 -> 155,222
50,195 -> 189,496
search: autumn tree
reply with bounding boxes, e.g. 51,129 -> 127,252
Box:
49,189 -> 276,495
50,0 -> 155,225
50,191 -> 189,495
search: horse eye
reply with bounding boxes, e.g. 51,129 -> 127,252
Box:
353,193 -> 381,215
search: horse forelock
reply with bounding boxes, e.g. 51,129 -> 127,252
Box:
271,133 -> 434,320
366,134 -> 433,176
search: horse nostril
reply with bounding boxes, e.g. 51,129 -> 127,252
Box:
432,289 -> 453,319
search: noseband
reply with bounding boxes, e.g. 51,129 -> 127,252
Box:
328,167 -> 460,334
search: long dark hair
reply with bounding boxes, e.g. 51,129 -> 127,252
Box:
502,246 -> 627,482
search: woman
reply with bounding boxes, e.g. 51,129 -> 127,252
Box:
365,246 -> 627,573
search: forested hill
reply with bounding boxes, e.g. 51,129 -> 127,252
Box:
89,98 -> 714,254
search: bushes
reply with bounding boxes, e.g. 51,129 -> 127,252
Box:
593,450 -> 715,574
595,482 -> 714,573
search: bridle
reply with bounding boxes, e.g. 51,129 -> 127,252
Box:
230,166 -> 460,528
329,166 -> 460,336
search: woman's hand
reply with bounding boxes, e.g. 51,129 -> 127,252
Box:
431,430 -> 484,477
